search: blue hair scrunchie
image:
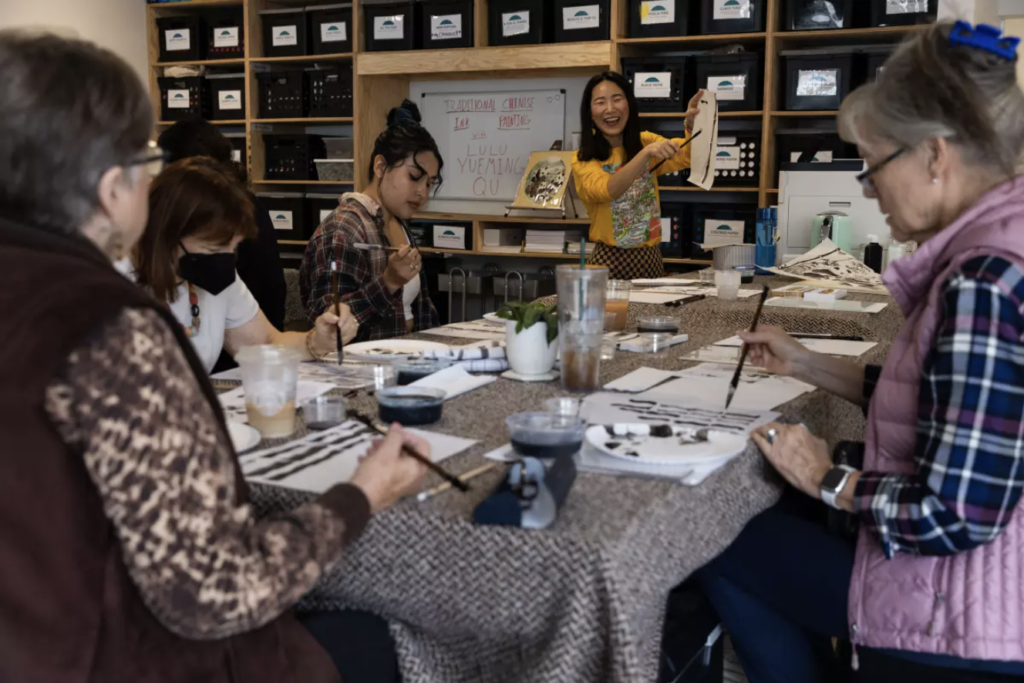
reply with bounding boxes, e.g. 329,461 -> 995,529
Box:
949,21 -> 1020,61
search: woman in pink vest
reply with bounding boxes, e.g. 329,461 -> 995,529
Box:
697,22 -> 1024,682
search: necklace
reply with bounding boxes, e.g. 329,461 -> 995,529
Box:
180,282 -> 201,338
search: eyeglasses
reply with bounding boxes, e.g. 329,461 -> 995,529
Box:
129,142 -> 170,178
856,148 -> 904,192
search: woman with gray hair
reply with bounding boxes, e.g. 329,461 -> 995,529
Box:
696,21 -> 1024,682
0,30 -> 424,683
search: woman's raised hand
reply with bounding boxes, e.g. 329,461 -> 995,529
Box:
685,89 -> 704,131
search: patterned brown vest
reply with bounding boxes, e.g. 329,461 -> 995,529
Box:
0,220 -> 340,683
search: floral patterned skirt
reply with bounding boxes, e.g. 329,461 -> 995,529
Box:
587,242 -> 665,280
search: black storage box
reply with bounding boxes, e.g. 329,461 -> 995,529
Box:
692,204 -> 756,260
628,0 -> 696,39
786,0 -> 860,31
710,130 -> 761,186
207,73 -> 245,121
257,192 -> 308,241
264,134 -> 325,181
363,0 -> 419,52
869,0 -> 936,27
554,0 -> 610,43
863,45 -> 893,80
225,133 -> 247,166
307,193 -> 340,233
488,0 -> 550,46
623,56 -> 691,113
261,8 -> 309,58
783,49 -> 856,111
309,67 -> 354,117
775,127 -> 857,182
420,0 -> 474,49
158,76 -> 210,121
206,9 -> 245,60
157,16 -> 205,62
258,69 -> 309,119
701,0 -> 765,34
659,203 -> 686,258
310,4 -> 354,55
695,51 -> 762,111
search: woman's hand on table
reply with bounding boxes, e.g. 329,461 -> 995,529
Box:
740,325 -> 809,377
383,245 -> 422,292
684,89 -> 703,132
312,303 -> 359,354
751,423 -> 832,500
350,425 -> 429,513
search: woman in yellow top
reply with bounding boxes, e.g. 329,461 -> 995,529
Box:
572,71 -> 702,279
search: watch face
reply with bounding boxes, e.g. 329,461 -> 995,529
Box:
821,466 -> 849,492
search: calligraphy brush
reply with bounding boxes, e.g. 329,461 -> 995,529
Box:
352,412 -> 470,492
650,130 -> 702,174
331,260 -> 343,365
725,285 -> 770,410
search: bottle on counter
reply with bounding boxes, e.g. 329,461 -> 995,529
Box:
886,241 -> 906,270
864,234 -> 883,274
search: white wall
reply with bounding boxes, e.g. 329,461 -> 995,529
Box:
0,0 -> 147,81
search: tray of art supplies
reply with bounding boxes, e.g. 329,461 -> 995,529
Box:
334,339 -> 451,361
585,423 -> 747,466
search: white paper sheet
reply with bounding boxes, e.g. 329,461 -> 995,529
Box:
218,381 -> 336,424
641,363 -> 815,412
241,421 -> 476,493
679,345 -> 745,365
714,335 -> 878,358
213,362 -> 380,391
765,298 -> 889,314
418,321 -> 509,342
580,392 -> 778,436
687,91 -> 719,190
629,291 -> 694,304
603,367 -> 681,393
410,364 -> 497,400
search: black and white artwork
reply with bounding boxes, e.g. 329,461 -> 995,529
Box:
766,239 -> 887,293
580,392 -> 778,436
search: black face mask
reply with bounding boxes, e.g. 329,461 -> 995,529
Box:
178,245 -> 237,295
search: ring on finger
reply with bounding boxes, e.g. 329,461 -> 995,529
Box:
766,427 -> 778,445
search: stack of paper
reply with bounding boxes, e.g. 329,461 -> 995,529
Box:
566,240 -> 596,256
524,229 -> 569,254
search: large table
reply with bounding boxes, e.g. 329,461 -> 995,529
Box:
250,276 -> 904,683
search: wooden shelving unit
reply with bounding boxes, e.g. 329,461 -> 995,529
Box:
145,0 -> 928,268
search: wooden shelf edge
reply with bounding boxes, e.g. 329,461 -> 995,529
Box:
251,53 -> 353,63
156,120 -> 246,126
152,58 -> 245,67
253,118 -> 354,124
416,212 -> 591,225
357,41 -> 613,76
616,32 -> 766,44
771,110 -> 839,117
252,180 -> 355,185
658,186 -> 759,193
148,0 -> 242,9
639,111 -> 764,118
774,25 -> 925,40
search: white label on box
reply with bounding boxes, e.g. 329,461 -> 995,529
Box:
218,90 -> 242,111
433,225 -> 466,250
231,150 -> 242,163
660,217 -> 672,243
320,209 -> 333,223
635,72 -> 672,99
271,211 -> 294,231
790,150 -> 833,163
214,26 -> 239,48
502,11 -> 530,36
705,219 -> 745,246
563,5 -> 600,30
713,0 -> 753,20
165,28 -> 191,52
715,146 -> 741,170
167,89 -> 190,109
796,69 -> 838,97
641,0 -> 676,24
272,25 -> 298,47
431,14 -> 463,40
887,0 -> 928,15
320,21 -> 348,43
374,15 -> 405,40
708,75 -> 745,101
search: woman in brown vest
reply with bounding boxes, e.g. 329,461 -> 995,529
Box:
0,30 -> 425,683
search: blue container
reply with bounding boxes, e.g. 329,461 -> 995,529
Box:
755,245 -> 776,273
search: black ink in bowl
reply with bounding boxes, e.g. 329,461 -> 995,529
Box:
636,317 -> 680,334
377,387 -> 446,426
506,412 -> 587,461
393,358 -> 453,386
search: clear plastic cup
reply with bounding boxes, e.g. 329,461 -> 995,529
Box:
557,265 -> 608,393
715,269 -> 742,301
545,397 -> 581,417
605,280 -> 632,332
235,345 -> 302,439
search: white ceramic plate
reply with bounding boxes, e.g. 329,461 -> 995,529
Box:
584,424 -> 746,466
339,339 -> 451,360
482,312 -> 507,325
227,421 -> 261,453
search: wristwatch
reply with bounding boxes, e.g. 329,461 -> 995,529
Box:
820,464 -> 856,510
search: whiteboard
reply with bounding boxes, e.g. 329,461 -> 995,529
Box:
421,89 -> 567,202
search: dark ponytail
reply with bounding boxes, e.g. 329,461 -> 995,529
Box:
369,99 -> 444,189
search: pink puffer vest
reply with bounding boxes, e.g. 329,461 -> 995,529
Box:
849,177 -> 1024,663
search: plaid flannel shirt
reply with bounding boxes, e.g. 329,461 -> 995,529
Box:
856,255 -> 1024,558
299,193 -> 439,342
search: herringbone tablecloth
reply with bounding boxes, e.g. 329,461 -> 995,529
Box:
250,276 -> 904,683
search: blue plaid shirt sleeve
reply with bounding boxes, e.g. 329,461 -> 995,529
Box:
854,255 -> 1024,558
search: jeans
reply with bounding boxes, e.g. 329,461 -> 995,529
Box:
695,490 -> 1024,683
299,610 -> 401,683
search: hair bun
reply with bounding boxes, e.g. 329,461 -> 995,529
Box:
387,99 -> 422,127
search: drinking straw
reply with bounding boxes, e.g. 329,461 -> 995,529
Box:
579,237 -> 586,321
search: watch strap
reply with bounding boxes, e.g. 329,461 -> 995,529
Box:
821,464 -> 856,510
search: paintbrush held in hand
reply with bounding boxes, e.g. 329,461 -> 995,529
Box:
725,285 -> 770,410
353,412 -> 470,492
331,260 -> 343,365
